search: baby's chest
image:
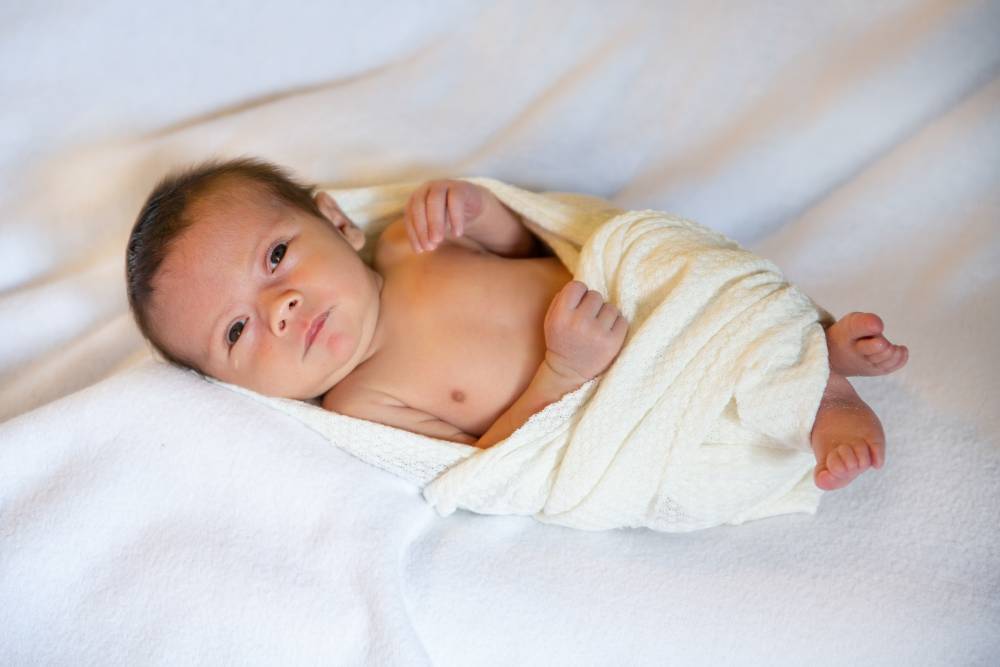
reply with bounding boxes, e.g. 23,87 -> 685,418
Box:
373,253 -> 569,434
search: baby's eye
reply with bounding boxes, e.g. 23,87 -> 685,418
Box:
227,319 -> 246,347
268,241 -> 288,272
226,240 -> 287,351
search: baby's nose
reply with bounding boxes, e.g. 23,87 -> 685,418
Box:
270,292 -> 301,334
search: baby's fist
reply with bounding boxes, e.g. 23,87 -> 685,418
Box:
405,179 -> 484,252
543,280 -> 628,384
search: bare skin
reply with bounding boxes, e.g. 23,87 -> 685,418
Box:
391,178 -> 911,491
827,312 -> 909,376
391,200 -> 910,491
150,174 -> 907,492
812,313 -> 909,490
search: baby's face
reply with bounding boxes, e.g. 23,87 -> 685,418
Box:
149,183 -> 385,400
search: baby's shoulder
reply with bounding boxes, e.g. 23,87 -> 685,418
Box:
372,219 -> 409,272
374,217 -> 491,273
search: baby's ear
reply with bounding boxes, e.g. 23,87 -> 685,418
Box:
314,191 -> 365,251
314,191 -> 345,221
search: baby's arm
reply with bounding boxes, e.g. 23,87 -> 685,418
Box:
476,281 -> 628,449
404,179 -> 541,258
474,359 -> 583,449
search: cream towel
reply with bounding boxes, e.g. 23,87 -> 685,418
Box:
209,177 -> 832,532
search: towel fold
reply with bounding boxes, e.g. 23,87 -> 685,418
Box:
210,178 -> 831,532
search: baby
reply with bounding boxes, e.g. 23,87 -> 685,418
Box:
126,157 -> 909,492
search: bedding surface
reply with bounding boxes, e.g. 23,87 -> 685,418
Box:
2,1 -> 999,664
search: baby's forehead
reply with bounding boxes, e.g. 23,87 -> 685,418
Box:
182,186 -> 292,250
191,178 -> 284,222
163,186 -> 277,269
153,204 -> 263,322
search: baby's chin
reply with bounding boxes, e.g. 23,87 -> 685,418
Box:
272,379 -> 335,403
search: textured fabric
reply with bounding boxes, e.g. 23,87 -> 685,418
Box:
210,177 -> 830,531
3,3 -> 998,662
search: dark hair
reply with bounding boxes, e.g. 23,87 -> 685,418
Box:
125,156 -> 324,375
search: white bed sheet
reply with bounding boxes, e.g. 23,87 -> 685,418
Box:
2,1 -> 999,664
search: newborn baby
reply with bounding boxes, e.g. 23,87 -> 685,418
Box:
127,157 -> 908,492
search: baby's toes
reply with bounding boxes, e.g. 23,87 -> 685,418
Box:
815,468 -> 850,491
828,445 -> 859,478
858,336 -> 894,364
877,345 -> 908,372
846,312 -> 884,339
851,441 -> 872,471
868,436 -> 886,470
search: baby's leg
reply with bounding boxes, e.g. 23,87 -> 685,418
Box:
810,371 -> 886,491
825,312 -> 908,377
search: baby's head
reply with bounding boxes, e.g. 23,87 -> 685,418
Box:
126,156 -> 385,401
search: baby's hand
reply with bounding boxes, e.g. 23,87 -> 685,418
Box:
543,280 -> 628,385
404,179 -> 484,253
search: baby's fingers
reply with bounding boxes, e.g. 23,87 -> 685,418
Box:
579,289 -> 605,318
407,184 -> 432,252
404,216 -> 422,253
402,190 -> 422,252
558,281 -> 589,311
425,183 -> 449,246
446,186 -> 465,237
597,303 -> 620,329
612,316 -> 628,336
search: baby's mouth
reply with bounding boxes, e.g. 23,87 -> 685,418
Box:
304,309 -> 331,357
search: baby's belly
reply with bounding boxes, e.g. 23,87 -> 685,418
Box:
378,251 -> 571,436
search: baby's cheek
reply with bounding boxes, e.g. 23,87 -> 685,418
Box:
323,329 -> 341,351
322,326 -> 350,357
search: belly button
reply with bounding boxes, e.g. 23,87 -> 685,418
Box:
450,389 -> 466,403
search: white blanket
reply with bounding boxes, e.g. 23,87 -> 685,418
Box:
3,2 -> 998,664
212,178 -> 831,532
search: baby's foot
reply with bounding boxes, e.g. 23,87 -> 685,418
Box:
810,372 -> 886,491
826,312 -> 908,377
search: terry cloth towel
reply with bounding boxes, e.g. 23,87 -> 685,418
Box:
207,177 -> 833,532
